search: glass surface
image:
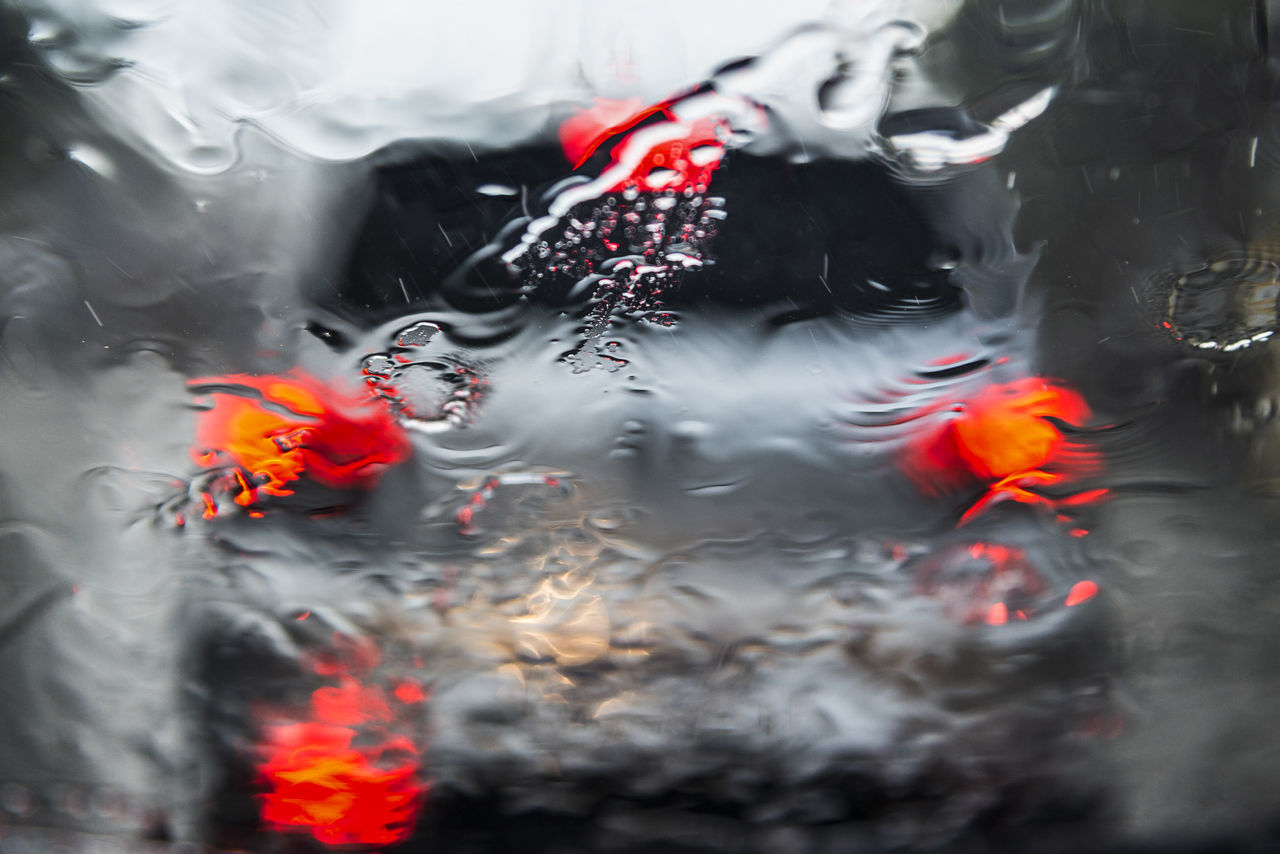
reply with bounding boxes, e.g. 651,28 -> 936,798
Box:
1,1 -> 1279,851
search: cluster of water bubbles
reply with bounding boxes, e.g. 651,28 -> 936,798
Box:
362,321 -> 487,430
516,185 -> 726,370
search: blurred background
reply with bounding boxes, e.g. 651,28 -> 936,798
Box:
2,1 -> 1280,851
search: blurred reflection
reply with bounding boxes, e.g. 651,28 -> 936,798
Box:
2,2 -> 1280,853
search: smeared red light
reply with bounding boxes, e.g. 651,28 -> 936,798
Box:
200,492 -> 217,520
1064,580 -> 1099,607
626,119 -> 724,193
255,645 -> 428,848
1058,488 -> 1110,507
308,634 -> 382,676
900,377 -> 1105,526
916,540 -> 1048,625
296,611 -> 310,622
957,470 -> 1064,525
559,96 -> 727,194
257,721 -> 424,848
926,352 -> 974,367
967,541 -> 1021,563
189,370 -> 411,509
949,380 -> 1087,481
233,469 -> 255,507
393,680 -> 426,705
311,676 -> 393,726
456,474 -> 501,535
558,96 -> 650,167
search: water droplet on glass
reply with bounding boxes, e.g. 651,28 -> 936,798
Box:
396,321 -> 441,348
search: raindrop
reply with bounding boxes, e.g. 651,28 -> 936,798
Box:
396,321 -> 441,347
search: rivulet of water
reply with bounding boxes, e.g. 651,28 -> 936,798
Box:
3,1 -> 1280,852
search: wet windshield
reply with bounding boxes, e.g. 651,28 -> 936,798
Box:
1,1 -> 1279,851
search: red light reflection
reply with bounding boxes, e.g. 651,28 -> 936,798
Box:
1064,580 -> 1099,607
900,378 -> 1106,525
916,541 -> 1048,626
559,96 -> 727,193
189,371 -> 411,511
916,541 -> 1101,626
559,96 -> 651,168
255,642 -> 428,848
